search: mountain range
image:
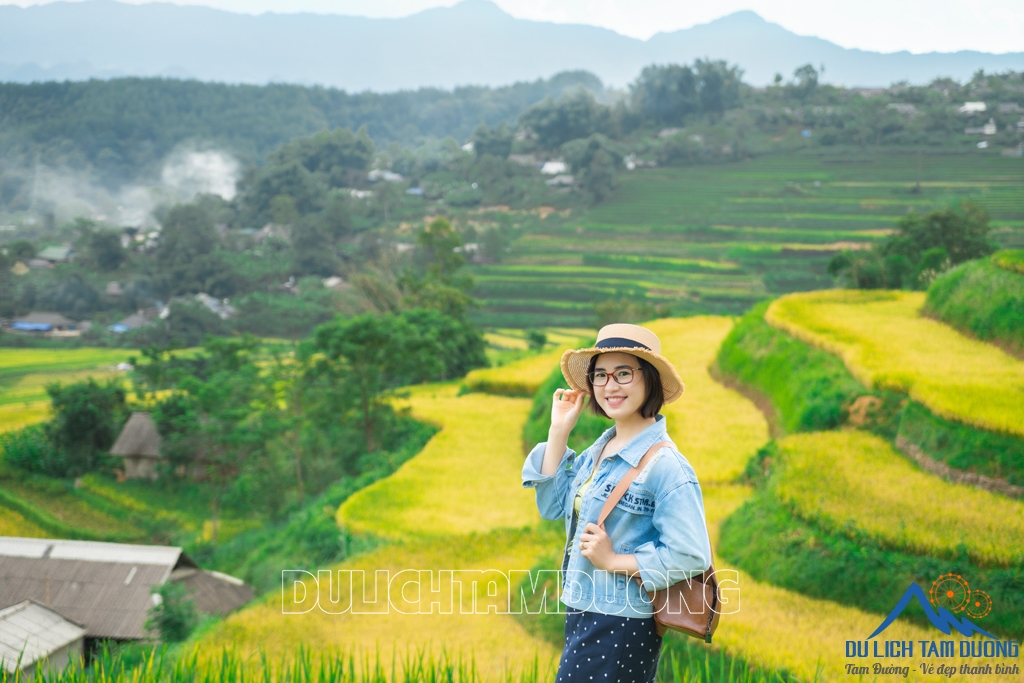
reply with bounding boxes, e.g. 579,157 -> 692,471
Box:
0,0 -> 1021,91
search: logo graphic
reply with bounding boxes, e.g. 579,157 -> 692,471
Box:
867,574 -> 997,640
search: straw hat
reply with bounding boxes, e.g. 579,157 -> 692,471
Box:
560,323 -> 685,404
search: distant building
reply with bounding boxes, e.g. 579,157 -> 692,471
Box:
194,293 -> 238,320
0,537 -> 252,642
997,103 -> 1024,114
958,102 -> 987,114
9,313 -> 77,334
105,281 -> 123,297
886,103 -> 918,116
35,246 -> 74,264
107,313 -> 154,335
367,169 -> 403,183
965,118 -> 997,135
109,413 -> 163,480
541,160 -> 569,175
0,600 -> 86,677
545,174 -> 575,187
508,153 -> 541,167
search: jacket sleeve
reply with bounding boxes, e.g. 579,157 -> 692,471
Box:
632,479 -> 712,593
521,441 -> 576,521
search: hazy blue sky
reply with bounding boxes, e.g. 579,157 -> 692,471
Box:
4,0 -> 1022,54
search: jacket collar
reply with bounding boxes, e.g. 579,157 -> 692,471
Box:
592,414 -> 670,468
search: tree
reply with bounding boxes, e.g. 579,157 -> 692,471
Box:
87,230 -> 127,271
631,64 -> 698,126
828,200 -> 994,290
561,135 -> 620,203
313,312 -> 440,452
7,239 -> 36,261
399,217 -> 476,317
145,581 -> 197,643
157,204 -> 222,295
45,379 -> 128,476
518,90 -> 611,149
790,64 -> 819,100
471,122 -> 513,159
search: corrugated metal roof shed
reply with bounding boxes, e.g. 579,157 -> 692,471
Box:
36,246 -> 73,262
0,600 -> 86,674
0,538 -> 248,641
0,537 -> 183,567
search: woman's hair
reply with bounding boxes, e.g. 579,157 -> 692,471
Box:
585,354 -> 664,419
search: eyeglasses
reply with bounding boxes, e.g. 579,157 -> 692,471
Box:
588,367 -> 641,387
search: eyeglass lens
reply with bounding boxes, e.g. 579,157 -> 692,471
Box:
590,368 -> 636,386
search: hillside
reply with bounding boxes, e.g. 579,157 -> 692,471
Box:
469,151 -> 1024,328
1,1 -> 1022,88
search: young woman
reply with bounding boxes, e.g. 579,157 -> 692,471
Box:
521,323 -> 712,683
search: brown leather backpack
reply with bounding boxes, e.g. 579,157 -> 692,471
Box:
597,441 -> 721,642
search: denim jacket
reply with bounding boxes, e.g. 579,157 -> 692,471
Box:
521,414 -> 712,619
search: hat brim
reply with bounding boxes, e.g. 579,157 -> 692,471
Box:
560,346 -> 685,404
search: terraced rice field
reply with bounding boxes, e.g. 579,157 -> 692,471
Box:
646,317 -> 768,483
0,348 -> 130,433
470,152 -> 1024,328
198,315 -> 1023,681
771,431 -> 1024,567
766,290 -> 1024,437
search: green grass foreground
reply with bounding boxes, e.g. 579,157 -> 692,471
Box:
0,643 -> 821,683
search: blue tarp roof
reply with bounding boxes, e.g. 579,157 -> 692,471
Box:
11,322 -> 52,332
107,324 -> 131,334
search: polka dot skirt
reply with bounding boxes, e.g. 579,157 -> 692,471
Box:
554,608 -> 662,683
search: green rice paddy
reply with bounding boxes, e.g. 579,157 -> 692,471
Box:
469,151 -> 1024,328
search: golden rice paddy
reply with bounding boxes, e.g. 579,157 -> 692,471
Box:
772,430 -> 1024,567
766,290 -> 1024,437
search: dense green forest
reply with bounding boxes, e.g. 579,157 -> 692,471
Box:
0,64 -> 1021,193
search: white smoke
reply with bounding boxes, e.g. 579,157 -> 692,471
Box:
160,149 -> 240,201
6,147 -> 241,229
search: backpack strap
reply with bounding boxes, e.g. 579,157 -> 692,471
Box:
597,441 -> 673,528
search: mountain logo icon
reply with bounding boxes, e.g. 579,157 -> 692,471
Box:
867,575 -> 997,640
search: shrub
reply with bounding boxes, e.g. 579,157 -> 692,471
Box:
146,581 -> 197,643
924,257 -> 1024,357
0,425 -> 64,476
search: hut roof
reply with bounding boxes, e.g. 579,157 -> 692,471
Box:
0,537 -> 192,640
13,312 -> 76,328
0,600 -> 86,673
110,413 -> 161,459
0,537 -> 248,641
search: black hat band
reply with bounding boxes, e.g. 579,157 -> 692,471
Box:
595,337 -> 651,351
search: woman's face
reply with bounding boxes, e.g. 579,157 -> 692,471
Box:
592,352 -> 646,421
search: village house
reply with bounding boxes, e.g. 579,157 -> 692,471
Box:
107,313 -> 154,335
0,600 -> 86,677
109,412 -> 163,480
965,118 -> 997,135
8,312 -> 79,336
34,245 -> 75,265
0,537 -> 252,647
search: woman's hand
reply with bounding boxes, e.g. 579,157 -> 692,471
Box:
549,388 -> 586,437
579,522 -> 617,571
